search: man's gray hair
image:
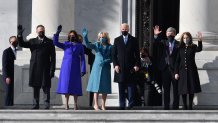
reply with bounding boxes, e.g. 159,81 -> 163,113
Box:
166,27 -> 176,34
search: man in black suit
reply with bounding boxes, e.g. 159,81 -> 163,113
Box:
153,25 -> 179,110
2,36 -> 18,106
17,25 -> 56,109
112,23 -> 140,110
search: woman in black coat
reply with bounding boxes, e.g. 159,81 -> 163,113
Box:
175,32 -> 202,110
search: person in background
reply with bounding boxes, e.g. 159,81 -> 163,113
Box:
136,47 -> 162,106
17,25 -> 56,110
2,36 -> 18,106
83,29 -> 112,111
53,25 -> 86,110
175,32 -> 202,110
112,23 -> 140,110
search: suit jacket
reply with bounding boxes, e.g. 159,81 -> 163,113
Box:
2,47 -> 16,81
154,36 -> 179,76
18,36 -> 56,88
112,34 -> 140,83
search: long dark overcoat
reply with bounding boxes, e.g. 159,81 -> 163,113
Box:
18,36 -> 56,88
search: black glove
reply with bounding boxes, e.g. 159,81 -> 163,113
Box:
81,72 -> 86,77
17,25 -> 25,36
50,72 -> 54,78
56,25 -> 62,34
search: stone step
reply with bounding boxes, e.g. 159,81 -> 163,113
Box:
1,106 -> 218,123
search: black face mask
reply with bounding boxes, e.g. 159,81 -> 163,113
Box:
38,31 -> 45,38
184,39 -> 192,45
122,31 -> 128,36
70,36 -> 76,42
167,35 -> 175,42
12,42 -> 18,47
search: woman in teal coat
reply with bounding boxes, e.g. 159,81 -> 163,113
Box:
82,29 -> 112,110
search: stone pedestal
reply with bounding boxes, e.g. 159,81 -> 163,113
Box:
179,0 -> 218,105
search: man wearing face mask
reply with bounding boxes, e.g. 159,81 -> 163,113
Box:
2,36 -> 18,106
112,23 -> 140,110
153,25 -> 180,110
17,25 -> 56,109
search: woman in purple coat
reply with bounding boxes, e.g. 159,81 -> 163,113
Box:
53,25 -> 86,110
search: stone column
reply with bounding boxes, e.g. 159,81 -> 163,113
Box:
179,0 -> 218,42
27,0 -> 75,40
179,0 -> 218,106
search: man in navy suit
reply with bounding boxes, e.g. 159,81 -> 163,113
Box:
112,23 -> 140,110
2,36 -> 18,106
153,26 -> 180,110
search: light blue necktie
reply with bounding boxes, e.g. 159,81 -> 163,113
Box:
124,37 -> 127,44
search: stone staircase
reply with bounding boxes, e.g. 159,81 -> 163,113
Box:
1,105 -> 218,123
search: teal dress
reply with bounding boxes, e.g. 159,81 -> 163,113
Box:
85,38 -> 112,94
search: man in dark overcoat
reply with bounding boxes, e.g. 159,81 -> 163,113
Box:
17,25 -> 56,109
112,23 -> 140,110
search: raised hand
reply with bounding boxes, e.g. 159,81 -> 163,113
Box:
82,28 -> 88,37
56,25 -> 62,34
17,25 -> 25,36
196,32 -> 202,41
153,25 -> 162,35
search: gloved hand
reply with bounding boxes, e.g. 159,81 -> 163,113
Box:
17,25 -> 25,36
56,25 -> 62,34
82,28 -> 88,37
81,72 -> 86,77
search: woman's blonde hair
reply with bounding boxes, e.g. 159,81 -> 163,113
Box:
97,32 -> 110,44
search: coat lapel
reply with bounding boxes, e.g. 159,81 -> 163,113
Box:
9,47 -> 16,60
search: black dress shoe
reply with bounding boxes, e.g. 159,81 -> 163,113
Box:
44,106 -> 50,109
183,105 -> 188,110
32,106 -> 39,110
127,106 -> 133,110
119,107 -> 125,110
172,106 -> 179,110
188,105 -> 193,110
164,106 -> 170,110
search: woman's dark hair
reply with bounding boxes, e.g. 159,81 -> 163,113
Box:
179,32 -> 193,48
68,30 -> 79,42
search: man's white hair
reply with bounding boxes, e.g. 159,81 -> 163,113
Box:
166,27 -> 176,34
